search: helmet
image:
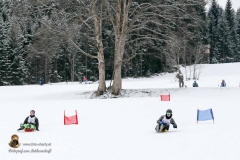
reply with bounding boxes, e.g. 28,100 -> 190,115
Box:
30,110 -> 35,114
166,109 -> 172,114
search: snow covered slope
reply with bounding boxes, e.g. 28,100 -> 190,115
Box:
1,63 -> 240,160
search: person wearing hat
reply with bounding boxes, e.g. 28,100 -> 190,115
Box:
193,80 -> 199,87
17,110 -> 39,131
155,109 -> 177,132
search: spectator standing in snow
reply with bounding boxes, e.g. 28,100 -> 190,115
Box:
193,80 -> 199,87
83,76 -> 88,84
220,79 -> 226,87
176,70 -> 184,88
39,78 -> 44,85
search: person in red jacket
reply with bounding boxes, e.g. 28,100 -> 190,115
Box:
83,76 -> 88,84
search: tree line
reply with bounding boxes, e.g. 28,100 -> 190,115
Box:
208,0 -> 240,63
0,0 -> 239,95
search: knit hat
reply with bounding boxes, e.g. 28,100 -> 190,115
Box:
30,110 -> 35,114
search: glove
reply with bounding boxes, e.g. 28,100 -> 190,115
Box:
173,124 -> 177,128
158,121 -> 164,125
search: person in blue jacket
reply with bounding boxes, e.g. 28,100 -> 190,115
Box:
39,78 -> 44,85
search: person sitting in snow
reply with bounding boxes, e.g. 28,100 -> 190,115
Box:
17,110 -> 39,131
193,80 -> 199,87
155,109 -> 177,132
220,79 -> 226,87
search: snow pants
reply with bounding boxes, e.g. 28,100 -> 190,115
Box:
161,123 -> 170,130
179,80 -> 184,88
156,123 -> 170,132
23,124 -> 35,129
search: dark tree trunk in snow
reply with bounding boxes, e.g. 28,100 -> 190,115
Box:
112,36 -> 126,95
106,0 -> 130,95
93,1 -> 106,95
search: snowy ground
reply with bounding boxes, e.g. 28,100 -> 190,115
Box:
1,63 -> 240,160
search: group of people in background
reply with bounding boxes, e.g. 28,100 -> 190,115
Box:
176,70 -> 227,88
38,71 -> 227,87
38,76 -> 88,85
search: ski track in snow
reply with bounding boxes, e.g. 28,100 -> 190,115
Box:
1,63 -> 240,160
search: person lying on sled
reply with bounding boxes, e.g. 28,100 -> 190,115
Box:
17,110 -> 39,131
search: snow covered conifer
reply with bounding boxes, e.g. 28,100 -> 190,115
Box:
235,8 -> 240,61
224,0 -> 237,61
207,0 -> 221,63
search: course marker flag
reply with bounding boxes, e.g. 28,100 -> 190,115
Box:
64,110 -> 78,125
160,94 -> 170,101
197,108 -> 214,123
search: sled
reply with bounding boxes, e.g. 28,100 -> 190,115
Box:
24,128 -> 34,132
157,130 -> 168,133
155,124 -> 169,133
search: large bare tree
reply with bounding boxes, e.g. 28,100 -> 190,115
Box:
12,0 -> 206,95
104,0 -> 206,95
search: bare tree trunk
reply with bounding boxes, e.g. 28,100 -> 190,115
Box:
71,53 -> 75,82
112,36 -> 127,95
45,55 -> 48,83
97,55 -> 106,95
193,63 -> 196,79
95,38 -> 106,95
182,40 -> 188,80
93,1 -> 106,95
108,0 -> 130,95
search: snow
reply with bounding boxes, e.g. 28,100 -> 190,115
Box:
1,63 -> 240,160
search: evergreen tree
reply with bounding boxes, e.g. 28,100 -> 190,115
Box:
236,8 -> 240,61
207,0 -> 221,63
217,7 -> 228,62
0,0 -> 4,85
0,0 -> 14,85
12,34 -> 29,85
224,0 -> 237,61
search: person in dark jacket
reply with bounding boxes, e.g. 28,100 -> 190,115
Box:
193,80 -> 199,87
17,110 -> 39,131
176,70 -> 184,88
220,79 -> 226,87
155,109 -> 177,132
39,78 -> 44,85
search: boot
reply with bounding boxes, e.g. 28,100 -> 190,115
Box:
162,129 -> 168,132
17,124 -> 24,131
159,124 -> 164,132
155,124 -> 160,132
